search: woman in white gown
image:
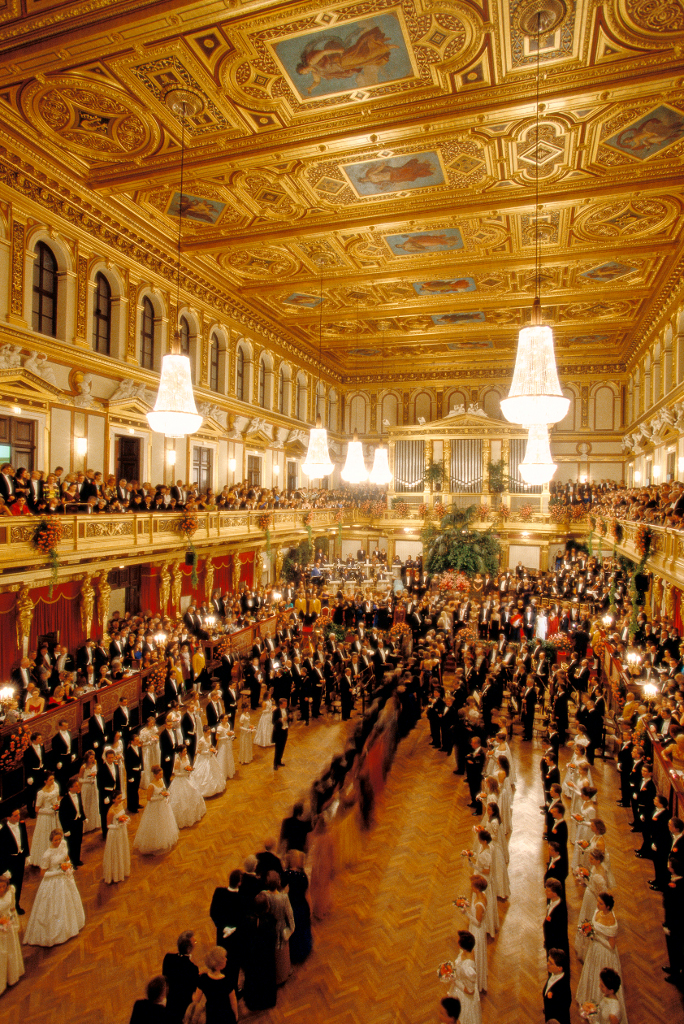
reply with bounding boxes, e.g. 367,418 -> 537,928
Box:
484,803 -> 510,900
495,756 -> 513,840
581,820 -> 616,888
109,733 -> 127,799
23,829 -> 85,947
238,705 -> 254,765
29,773 -> 61,867
0,876 -> 24,995
568,764 -> 593,840
102,793 -> 131,883
571,786 -> 598,870
192,726 -> 226,798
216,715 -> 236,779
140,717 -> 161,789
168,750 -> 206,828
463,875 -> 488,992
562,743 -> 589,798
575,894 -> 628,1023
254,695 -> 275,747
133,766 -> 179,855
588,968 -> 624,1024
440,931 -> 481,1024
574,849 -> 610,961
78,751 -> 100,833
469,831 -> 499,936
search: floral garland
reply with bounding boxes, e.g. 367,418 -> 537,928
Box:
303,511 -> 313,546
517,503 -> 534,521
545,632 -> 573,652
147,662 -> 167,698
635,524 -> 653,559
610,518 -> 623,544
334,508 -> 344,541
258,513 -> 273,558
178,510 -> 199,586
0,723 -> 31,773
597,516 -> 607,536
32,517 -> 62,595
477,504 -> 490,522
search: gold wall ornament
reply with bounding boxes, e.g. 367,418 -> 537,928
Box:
653,574 -> 664,614
665,581 -> 677,622
97,571 -> 111,637
204,556 -> 215,603
76,253 -> 88,342
159,561 -> 171,617
275,546 -> 284,581
254,549 -> 264,588
80,573 -> 96,639
171,560 -> 183,614
14,583 -> 35,653
232,552 -> 243,594
10,220 -> 25,321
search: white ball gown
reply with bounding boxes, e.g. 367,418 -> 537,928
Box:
191,737 -> 226,797
575,912 -> 628,1023
441,952 -> 481,1024
0,884 -> 24,994
80,763 -> 101,833
467,897 -> 488,992
29,785 -> 60,867
472,848 -> 499,936
140,725 -> 161,788
216,725 -> 236,779
133,781 -> 179,855
168,757 -> 206,828
254,699 -> 275,746
238,712 -> 254,764
23,841 -> 85,947
102,812 -> 131,883
574,866 -> 609,961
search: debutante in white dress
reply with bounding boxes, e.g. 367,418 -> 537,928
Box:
102,812 -> 131,883
216,725 -> 236,779
168,756 -> 206,828
254,699 -> 275,746
191,737 -> 226,798
574,867 -> 610,961
575,913 -> 627,1023
140,725 -> 161,789
0,884 -> 24,994
23,841 -> 85,947
29,785 -> 61,866
467,897 -> 488,992
571,802 -> 597,869
111,739 -> 127,799
80,763 -> 100,833
487,819 -> 510,899
133,781 -> 179,855
442,953 -> 481,1024
472,847 -> 499,936
238,712 -> 254,764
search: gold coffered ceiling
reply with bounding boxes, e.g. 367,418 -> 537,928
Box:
0,0 -> 683,376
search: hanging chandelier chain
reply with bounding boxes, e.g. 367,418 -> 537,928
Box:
176,108 -> 186,331
535,10 -> 541,304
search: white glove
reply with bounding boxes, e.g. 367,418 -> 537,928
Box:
222,926 -> 236,938
27,777 -> 33,785
57,762 -> 63,769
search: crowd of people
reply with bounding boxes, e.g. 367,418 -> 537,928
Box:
2,542 -> 684,1021
551,476 -> 684,530
0,463 -> 390,517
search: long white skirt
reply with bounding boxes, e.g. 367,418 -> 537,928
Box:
23,870 -> 85,947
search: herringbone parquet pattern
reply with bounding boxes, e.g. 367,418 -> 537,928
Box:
6,712 -> 684,1023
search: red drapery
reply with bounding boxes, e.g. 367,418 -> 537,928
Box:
29,580 -> 84,652
0,592 -> 17,679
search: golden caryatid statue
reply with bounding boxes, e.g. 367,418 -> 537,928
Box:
204,557 -> 215,604
171,560 -> 183,614
232,552 -> 242,594
15,583 -> 35,652
159,561 -> 171,616
665,581 -> 677,624
97,571 -> 111,638
254,549 -> 264,588
80,574 -> 96,638
653,575 -> 664,617
275,546 -> 284,582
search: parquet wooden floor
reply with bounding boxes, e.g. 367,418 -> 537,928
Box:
6,711 -> 684,1024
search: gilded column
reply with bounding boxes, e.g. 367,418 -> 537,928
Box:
436,389 -> 443,420
9,219 -> 26,326
200,314 -> 209,387
501,438 -> 510,496
252,347 -> 261,405
424,439 -> 433,497
482,438 -> 491,496
388,439 -> 395,496
171,560 -> 183,615
126,277 -> 139,364
159,561 -> 171,617
80,573 -> 96,639
74,251 -> 89,348
402,391 -> 410,425
443,438 -> 451,496
370,392 -> 378,434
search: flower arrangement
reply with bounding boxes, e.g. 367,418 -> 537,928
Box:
0,722 -> 32,773
334,507 -> 344,541
32,517 -> 62,594
597,516 -> 607,536
394,501 -> 410,517
610,518 -> 623,544
389,622 -> 412,645
635,524 -> 653,559
147,661 -> 167,698
545,632 -> 573,652
303,511 -> 313,545
60,860 -> 72,873
359,500 -> 373,515
433,502 -> 446,519
457,627 -> 478,644
257,513 -> 272,532
372,501 -> 386,518
517,503 -> 534,521
217,636 -> 233,658
117,813 -> 131,825
477,504 -> 491,521
178,510 -> 199,586
579,920 -> 595,939
497,505 -> 510,521
437,961 -> 454,980
418,502 -> 432,519
571,504 -> 587,522
549,503 -> 569,523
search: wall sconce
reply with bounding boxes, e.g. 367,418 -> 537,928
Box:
75,437 -> 88,457
653,464 -> 661,478
228,458 -> 237,472
127,427 -> 135,435
634,471 -> 641,483
580,475 -> 587,484
11,406 -> 21,415
678,456 -> 684,473
167,450 -> 176,466
273,464 -> 279,476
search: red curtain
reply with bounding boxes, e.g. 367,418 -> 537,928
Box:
140,565 -> 159,616
0,592 -> 17,678
29,580 -> 84,651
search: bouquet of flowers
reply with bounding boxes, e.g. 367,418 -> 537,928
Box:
579,920 -> 595,939
178,509 -> 199,537
32,516 -> 63,592
117,813 -> 131,825
635,524 -> 652,559
580,1002 -> 598,1020
546,632 -> 573,652
418,503 -> 432,520
549,503 -> 569,523
497,505 -> 510,521
437,961 -> 454,980
477,504 -> 491,521
458,627 -> 479,644
453,572 -> 470,593
0,723 -> 32,773
217,636 -> 233,658
393,501 -> 410,517
433,502 -> 446,519
257,513 -> 272,531
60,859 -> 73,873
610,518 -> 623,544
571,504 -> 587,522
372,501 -> 386,517
359,500 -> 373,515
0,916 -> 9,932
147,661 -> 167,698
461,849 -> 473,859
389,622 -> 412,644
453,894 -> 469,909
517,503 -> 535,521
303,512 -> 314,526
334,509 -> 344,524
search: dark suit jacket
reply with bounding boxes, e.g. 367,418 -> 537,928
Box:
141,693 -> 159,723
209,886 -> 244,949
88,714 -> 108,753
543,898 -> 569,955
542,971 -> 571,1024
97,761 -> 120,807
0,820 -> 29,869
160,952 -> 200,1023
51,731 -> 76,772
59,791 -> 86,836
125,743 -> 143,784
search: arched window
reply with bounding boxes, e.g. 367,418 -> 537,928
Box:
92,272 -> 111,355
236,346 -> 245,401
209,333 -> 220,393
140,297 -> 155,370
32,241 -> 58,337
179,316 -> 190,357
258,358 -> 266,408
278,366 -> 285,414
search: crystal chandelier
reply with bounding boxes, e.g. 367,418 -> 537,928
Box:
302,268 -> 333,479
147,90 -> 203,439
341,430 -> 368,483
518,422 -> 557,485
369,445 -> 392,485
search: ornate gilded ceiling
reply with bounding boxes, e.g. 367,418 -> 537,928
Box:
0,0 -> 683,378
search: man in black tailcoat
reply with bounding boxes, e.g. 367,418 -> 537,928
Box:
59,778 -> 85,866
